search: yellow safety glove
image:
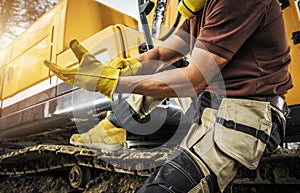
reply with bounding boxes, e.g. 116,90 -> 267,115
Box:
106,57 -> 142,76
178,0 -> 206,19
44,39 -> 141,99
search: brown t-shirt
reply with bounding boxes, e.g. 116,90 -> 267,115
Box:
176,0 -> 293,97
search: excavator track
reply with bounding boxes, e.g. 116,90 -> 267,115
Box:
0,144 -> 175,177
0,144 -> 300,192
226,148 -> 300,193
0,144 -> 175,192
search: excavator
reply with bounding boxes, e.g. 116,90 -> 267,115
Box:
0,0 -> 299,192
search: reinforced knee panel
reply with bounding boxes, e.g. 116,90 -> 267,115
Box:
137,147 -> 219,193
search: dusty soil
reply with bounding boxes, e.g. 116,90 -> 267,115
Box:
1,168 -> 299,193
0,170 -> 147,193
0,171 -> 72,193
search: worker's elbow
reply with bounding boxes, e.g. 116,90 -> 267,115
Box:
195,86 -> 203,96
193,82 -> 205,96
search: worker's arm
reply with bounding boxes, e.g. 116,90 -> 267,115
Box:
44,36 -> 227,99
135,35 -> 190,75
116,47 -> 228,98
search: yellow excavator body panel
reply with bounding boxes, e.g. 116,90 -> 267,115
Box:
283,0 -> 300,105
0,0 -> 138,100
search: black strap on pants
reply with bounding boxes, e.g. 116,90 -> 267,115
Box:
185,92 -> 286,155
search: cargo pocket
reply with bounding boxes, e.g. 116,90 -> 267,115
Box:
213,98 -> 272,170
181,108 -> 218,150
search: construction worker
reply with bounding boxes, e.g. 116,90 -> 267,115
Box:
44,0 -> 292,192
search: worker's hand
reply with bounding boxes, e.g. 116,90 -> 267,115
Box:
44,39 -> 141,99
69,39 -> 142,76
107,57 -> 142,76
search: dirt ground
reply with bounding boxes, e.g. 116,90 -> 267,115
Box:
0,170 -> 147,193
1,169 -> 300,193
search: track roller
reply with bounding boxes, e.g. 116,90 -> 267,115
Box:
69,165 -> 92,190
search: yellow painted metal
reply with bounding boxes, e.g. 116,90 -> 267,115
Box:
283,0 -> 300,106
0,0 -> 138,100
62,0 -> 138,51
0,48 -> 8,100
0,48 -> 9,68
56,24 -> 162,73
56,25 -> 129,69
10,13 -> 57,61
3,36 -> 52,98
1,0 -> 60,99
117,24 -> 162,58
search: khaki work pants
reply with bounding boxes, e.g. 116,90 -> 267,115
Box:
125,93 -> 285,193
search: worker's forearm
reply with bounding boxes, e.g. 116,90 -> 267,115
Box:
116,65 -> 206,98
135,36 -> 189,75
118,46 -> 228,98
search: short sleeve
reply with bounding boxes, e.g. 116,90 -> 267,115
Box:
175,19 -> 191,43
195,0 -> 272,60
